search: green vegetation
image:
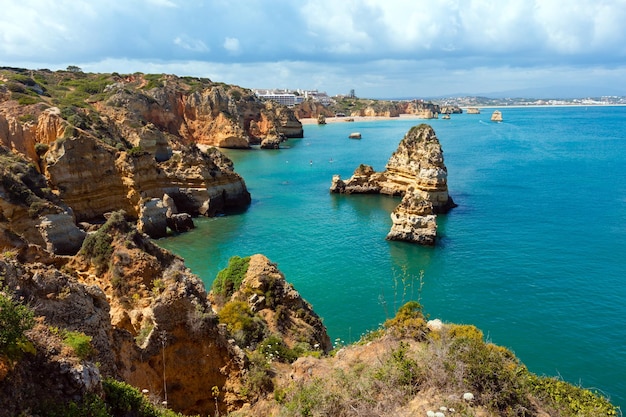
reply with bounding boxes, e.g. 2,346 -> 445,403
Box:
275,301 -> 619,417
529,376 -> 618,416
218,300 -> 266,347
134,320 -> 154,346
211,255 -> 251,297
0,288 -> 35,360
383,300 -> 428,339
128,146 -> 146,157
47,378 -> 190,417
444,336 -> 530,413
258,334 -> 299,363
79,211 -> 131,275
62,330 -> 94,360
141,73 -> 165,90
241,350 -> 275,400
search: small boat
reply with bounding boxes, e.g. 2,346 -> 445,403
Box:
442,114 -> 451,119
348,132 -> 362,139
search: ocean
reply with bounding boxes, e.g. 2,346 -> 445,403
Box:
158,106 -> 626,409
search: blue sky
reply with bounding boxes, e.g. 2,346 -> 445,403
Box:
2,0 -> 626,98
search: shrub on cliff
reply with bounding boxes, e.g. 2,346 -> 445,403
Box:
218,300 -> 266,347
212,255 -> 251,297
0,288 -> 35,359
383,300 -> 428,340
273,301 -> 620,417
46,378 -> 188,417
79,211 -> 131,275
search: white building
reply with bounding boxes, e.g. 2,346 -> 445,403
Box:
254,88 -> 334,106
254,89 -> 298,106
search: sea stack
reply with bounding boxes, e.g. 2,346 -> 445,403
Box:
491,110 -> 503,122
331,124 -> 455,245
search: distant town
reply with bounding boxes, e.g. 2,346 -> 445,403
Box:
254,88 -> 626,108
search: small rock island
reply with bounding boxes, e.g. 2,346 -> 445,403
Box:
330,124 -> 456,245
491,110 -> 503,122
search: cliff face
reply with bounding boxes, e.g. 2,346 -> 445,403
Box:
0,69 -> 286,237
382,124 -> 455,212
98,78 -> 302,150
42,135 -> 250,226
0,212 -> 332,415
294,98 -> 461,120
1,69 -> 303,163
0,146 -> 86,255
0,212 -> 246,416
210,254 -> 332,353
330,124 -> 455,245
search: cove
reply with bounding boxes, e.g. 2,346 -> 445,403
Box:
158,107 -> 626,408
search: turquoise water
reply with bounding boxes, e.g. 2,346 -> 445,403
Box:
159,107 -> 626,409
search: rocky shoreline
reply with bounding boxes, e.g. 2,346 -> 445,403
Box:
298,114 -> 435,125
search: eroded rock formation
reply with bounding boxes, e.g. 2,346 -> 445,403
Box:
0,205 -> 330,415
491,110 -> 503,122
210,254 -> 332,354
41,135 -> 250,232
330,124 -> 455,245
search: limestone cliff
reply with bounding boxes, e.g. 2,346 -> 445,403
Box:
0,68 -> 278,238
210,254 -> 332,354
294,98 -> 461,120
41,134 -> 250,232
0,211 -> 333,415
330,124 -> 455,245
0,212 -> 246,415
0,68 -> 302,163
0,146 -> 85,255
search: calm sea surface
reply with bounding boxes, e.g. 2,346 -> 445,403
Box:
158,106 -> 626,408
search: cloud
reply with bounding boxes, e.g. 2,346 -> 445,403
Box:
174,35 -> 209,53
223,37 -> 241,54
1,0 -> 625,97
145,0 -> 178,7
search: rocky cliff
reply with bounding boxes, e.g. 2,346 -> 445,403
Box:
210,254 -> 332,354
0,70 -> 302,159
491,110 -> 503,122
294,97 -> 461,120
331,124 -> 455,245
0,208 -> 331,416
0,68 -> 308,237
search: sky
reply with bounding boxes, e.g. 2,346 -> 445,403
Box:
1,0 -> 626,99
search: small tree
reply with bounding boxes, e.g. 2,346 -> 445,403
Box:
66,65 -> 82,73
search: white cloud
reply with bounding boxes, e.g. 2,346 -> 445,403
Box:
174,35 -> 209,52
145,0 -> 178,7
223,37 -> 241,54
1,0 -> 625,97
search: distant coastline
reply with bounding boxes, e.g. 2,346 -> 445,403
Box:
298,104 -> 626,125
299,114 -> 428,125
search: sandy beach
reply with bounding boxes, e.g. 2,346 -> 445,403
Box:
298,114 -> 430,125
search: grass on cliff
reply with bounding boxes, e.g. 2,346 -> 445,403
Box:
0,146 -> 60,216
272,301 -> 619,417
